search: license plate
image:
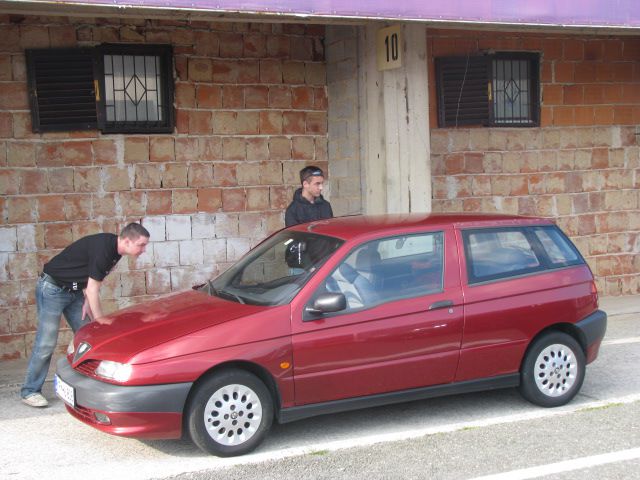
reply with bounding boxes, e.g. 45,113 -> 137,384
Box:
54,374 -> 75,407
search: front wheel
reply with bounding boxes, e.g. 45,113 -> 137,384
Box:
186,369 -> 274,457
519,331 -> 585,408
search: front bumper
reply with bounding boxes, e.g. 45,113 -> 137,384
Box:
56,358 -> 192,439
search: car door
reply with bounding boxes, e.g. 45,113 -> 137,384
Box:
290,228 -> 464,406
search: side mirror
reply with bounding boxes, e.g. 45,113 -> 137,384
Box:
304,292 -> 347,316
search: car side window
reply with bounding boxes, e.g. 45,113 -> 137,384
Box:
321,232 -> 444,313
463,225 -> 584,284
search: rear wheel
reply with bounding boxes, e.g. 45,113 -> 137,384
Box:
519,331 -> 585,407
186,369 -> 273,457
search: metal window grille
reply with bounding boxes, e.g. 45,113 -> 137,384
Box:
492,58 -> 533,125
103,54 -> 164,124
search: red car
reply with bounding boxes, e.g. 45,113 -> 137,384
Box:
56,213 -> 607,456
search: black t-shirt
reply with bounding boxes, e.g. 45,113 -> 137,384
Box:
43,233 -> 121,290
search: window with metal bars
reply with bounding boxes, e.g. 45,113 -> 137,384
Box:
26,44 -> 174,134
435,52 -> 539,128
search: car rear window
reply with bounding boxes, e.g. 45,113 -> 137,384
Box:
463,225 -> 584,284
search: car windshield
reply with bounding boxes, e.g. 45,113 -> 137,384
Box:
200,231 -> 344,306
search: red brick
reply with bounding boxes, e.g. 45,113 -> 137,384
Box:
222,85 -> 244,108
119,191 -> 145,217
259,111 -> 283,134
93,139 -> 117,165
197,188 -> 222,212
584,84 -> 604,105
305,112 -> 326,134
574,106 -> 594,126
188,58 -> 213,82
172,189 -> 198,214
267,35 -> 290,57
563,39 -> 584,61
260,59 -> 283,83
554,62 -> 574,83
47,168 -> 74,193
175,138 -> 199,163
313,87 -> 328,110
197,85 -> 222,108
0,170 -> 19,195
19,170 -> 47,194
211,60 -> 236,83
175,83 -> 195,108
0,334 -> 24,361
281,111 -> 305,134
212,111 -> 236,134
291,36 -> 313,61
269,185 -> 288,209
146,190 -> 172,215
149,137 -> 175,162
584,41 -> 604,61
199,137 -> 222,161
188,163 -> 215,187
44,222 -> 73,248
602,84 -> 623,103
49,26 -> 76,47
553,106 -> 574,126
612,63 -> 634,82
282,61 -> 305,84
194,31 -> 220,56
64,194 -> 92,220
175,109 -> 189,134
0,112 -> 12,138
220,33 -> 244,57
189,111 -> 212,135
563,85 -> 582,105
614,106 -> 633,125
0,82 -> 29,110
8,142 -> 35,167
174,56 -> 188,81
291,86 -> 313,109
269,86 -> 291,108
244,33 -> 267,58
246,187 -> 269,211
93,193 -> 116,217
603,39 -> 624,61
7,197 -> 36,223
124,137 -> 149,164
574,63 -> 596,83
20,25 -> 50,49
592,148 -> 609,168
245,86 -> 268,108
222,188 -> 246,212
594,106 -> 614,125
214,163 -> 238,187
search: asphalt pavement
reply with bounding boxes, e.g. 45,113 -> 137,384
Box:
0,295 -> 639,480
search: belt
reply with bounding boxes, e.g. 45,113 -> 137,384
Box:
39,272 -> 80,292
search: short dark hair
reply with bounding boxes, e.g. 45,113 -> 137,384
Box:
300,165 -> 324,184
120,223 -> 150,240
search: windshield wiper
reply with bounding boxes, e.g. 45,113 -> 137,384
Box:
217,287 -> 246,304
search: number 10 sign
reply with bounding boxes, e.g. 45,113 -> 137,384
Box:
376,25 -> 402,71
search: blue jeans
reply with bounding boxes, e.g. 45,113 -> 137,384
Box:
21,277 -> 86,398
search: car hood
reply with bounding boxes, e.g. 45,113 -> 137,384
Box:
71,290 -> 276,365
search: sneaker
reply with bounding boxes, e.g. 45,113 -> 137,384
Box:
22,393 -> 49,408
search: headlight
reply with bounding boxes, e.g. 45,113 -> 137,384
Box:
95,361 -> 132,382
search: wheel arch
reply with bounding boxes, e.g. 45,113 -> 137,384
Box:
519,323 -> 587,372
182,361 -> 282,429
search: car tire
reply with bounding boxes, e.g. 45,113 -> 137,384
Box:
186,369 -> 273,457
519,331 -> 585,408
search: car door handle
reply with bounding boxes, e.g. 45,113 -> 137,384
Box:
429,300 -> 454,311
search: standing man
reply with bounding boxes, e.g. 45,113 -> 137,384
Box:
285,165 -> 333,227
21,223 -> 150,407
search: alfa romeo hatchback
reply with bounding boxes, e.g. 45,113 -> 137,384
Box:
56,213 -> 607,456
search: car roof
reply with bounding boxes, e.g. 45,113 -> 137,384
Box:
289,213 -> 554,241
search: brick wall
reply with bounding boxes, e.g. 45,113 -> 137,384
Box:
0,14 -> 328,359
428,29 -> 640,296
